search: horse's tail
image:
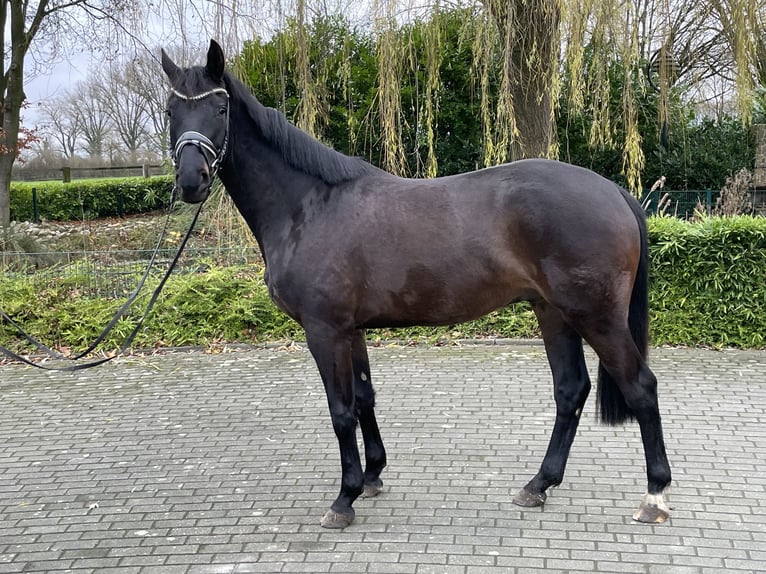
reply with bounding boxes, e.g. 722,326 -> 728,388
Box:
597,187 -> 649,425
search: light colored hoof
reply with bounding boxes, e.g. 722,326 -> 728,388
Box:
361,480 -> 383,498
633,492 -> 670,524
320,508 -> 355,529
512,487 -> 547,508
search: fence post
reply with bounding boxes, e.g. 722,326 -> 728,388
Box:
706,188 -> 712,215
142,164 -> 150,178
62,166 -> 71,183
32,187 -> 39,223
118,191 -> 125,218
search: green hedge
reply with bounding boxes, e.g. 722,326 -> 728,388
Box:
648,215 -> 766,348
10,176 -> 174,221
1,215 -> 765,353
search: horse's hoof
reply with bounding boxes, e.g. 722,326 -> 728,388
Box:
320,508 -> 355,529
512,487 -> 547,508
361,479 -> 383,498
633,493 -> 670,524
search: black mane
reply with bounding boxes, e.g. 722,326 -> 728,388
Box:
171,65 -> 371,185
215,71 -> 372,185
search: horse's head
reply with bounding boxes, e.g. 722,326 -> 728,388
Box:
161,40 -> 230,204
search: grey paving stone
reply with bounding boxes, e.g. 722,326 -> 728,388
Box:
1,344 -> 765,573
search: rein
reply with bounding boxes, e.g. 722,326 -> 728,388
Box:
0,87 -> 229,371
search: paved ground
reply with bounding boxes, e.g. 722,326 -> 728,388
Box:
1,342 -> 765,574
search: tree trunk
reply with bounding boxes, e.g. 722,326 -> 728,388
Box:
483,0 -> 560,160
1,1 -> 32,228
0,77 -> 24,228
0,159 -> 12,227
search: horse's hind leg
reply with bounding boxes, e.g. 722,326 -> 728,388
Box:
351,330 -> 387,498
304,323 -> 364,529
578,318 -> 672,523
514,302 -> 591,508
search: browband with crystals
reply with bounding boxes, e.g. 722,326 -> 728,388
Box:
170,87 -> 229,101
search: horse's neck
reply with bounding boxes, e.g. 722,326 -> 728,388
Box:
219,137 -> 317,255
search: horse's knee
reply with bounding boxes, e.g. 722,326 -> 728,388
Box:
329,406 -> 357,439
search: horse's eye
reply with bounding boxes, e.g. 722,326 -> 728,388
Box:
165,109 -> 172,118
218,106 -> 227,116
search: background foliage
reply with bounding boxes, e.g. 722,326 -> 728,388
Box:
648,215 -> 766,347
2,216 -> 764,353
236,8 -> 754,187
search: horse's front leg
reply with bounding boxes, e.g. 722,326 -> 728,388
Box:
351,330 -> 387,498
305,323 -> 364,529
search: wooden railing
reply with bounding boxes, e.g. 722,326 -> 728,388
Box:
12,164 -> 166,183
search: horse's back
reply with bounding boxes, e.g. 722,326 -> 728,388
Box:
480,159 -> 642,315
343,159 -> 642,327
412,158 -> 641,275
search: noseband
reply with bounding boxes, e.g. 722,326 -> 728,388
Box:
170,87 -> 230,178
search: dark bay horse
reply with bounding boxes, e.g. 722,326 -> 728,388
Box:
161,40 -> 671,529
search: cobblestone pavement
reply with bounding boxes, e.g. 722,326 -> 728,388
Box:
1,343 -> 765,574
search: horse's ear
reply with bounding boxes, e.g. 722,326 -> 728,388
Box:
206,40 -> 225,81
161,48 -> 181,82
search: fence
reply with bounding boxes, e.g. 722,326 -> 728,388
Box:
642,189 -> 717,219
12,164 -> 166,183
641,188 -> 766,218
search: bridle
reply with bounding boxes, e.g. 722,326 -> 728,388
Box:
170,86 -> 230,180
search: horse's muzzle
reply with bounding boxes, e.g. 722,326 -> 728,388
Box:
175,146 -> 212,204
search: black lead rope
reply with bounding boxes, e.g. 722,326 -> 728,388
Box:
1,85 -> 230,371
3,192 -> 179,363
0,194 -> 204,372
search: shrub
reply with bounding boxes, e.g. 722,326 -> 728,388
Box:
9,176 -> 174,221
1,216 -> 764,353
648,215 -> 766,348
0,266 -> 302,353
713,168 -> 754,216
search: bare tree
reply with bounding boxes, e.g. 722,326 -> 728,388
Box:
0,0 -> 140,227
710,0 -> 765,120
25,137 -> 64,169
91,66 -> 149,163
38,96 -> 81,158
72,81 -> 113,161
125,51 -> 172,158
638,0 -> 729,83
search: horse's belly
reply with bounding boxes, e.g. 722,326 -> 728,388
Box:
356,264 -> 535,329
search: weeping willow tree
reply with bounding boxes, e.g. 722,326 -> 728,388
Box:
479,0 -> 560,163
471,0 -> 760,191
373,0 -> 408,174
153,0 -> 762,193
560,0 -> 646,190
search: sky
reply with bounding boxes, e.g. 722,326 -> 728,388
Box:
17,1 -> 222,128
24,57 -> 91,122
18,0 -> 373,130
